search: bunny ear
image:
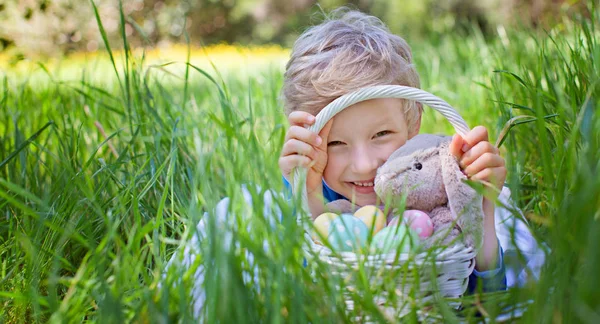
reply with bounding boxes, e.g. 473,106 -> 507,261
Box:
439,142 -> 485,250
388,134 -> 447,161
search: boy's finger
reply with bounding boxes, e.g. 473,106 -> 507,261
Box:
281,139 -> 316,159
463,152 -> 505,177
278,155 -> 313,173
285,125 -> 322,147
318,120 -> 334,150
459,141 -> 499,169
461,126 -> 490,149
470,167 -> 507,190
288,111 -> 316,127
449,134 -> 465,159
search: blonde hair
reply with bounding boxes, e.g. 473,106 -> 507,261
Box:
282,8 -> 422,134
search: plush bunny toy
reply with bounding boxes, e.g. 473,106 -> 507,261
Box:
324,134 -> 484,249
373,134 -> 484,249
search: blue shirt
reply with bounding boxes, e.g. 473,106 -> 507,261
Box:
283,177 -> 507,294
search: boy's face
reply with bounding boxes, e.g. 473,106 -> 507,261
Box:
323,98 -> 417,206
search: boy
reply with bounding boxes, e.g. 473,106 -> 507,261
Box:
279,9 -> 507,290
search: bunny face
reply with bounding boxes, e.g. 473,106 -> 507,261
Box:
373,133 -> 485,249
374,146 -> 448,211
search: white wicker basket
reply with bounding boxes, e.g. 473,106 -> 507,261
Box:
292,85 -> 478,317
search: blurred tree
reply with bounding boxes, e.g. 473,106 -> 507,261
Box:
0,0 -> 581,61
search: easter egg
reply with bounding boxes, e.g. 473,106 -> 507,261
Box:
312,212 -> 338,244
328,214 -> 369,252
403,210 -> 434,239
388,215 -> 400,227
371,224 -> 419,254
354,205 -> 386,235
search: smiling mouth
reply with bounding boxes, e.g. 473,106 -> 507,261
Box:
351,181 -> 374,187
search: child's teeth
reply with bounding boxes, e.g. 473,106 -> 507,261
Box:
354,182 -> 373,187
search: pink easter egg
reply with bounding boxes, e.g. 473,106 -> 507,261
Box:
402,210 -> 433,238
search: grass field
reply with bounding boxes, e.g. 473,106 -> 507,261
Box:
1,3 -> 599,323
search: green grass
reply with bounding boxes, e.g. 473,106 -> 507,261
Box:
1,2 -> 599,323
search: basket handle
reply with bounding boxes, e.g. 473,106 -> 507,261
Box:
292,85 -> 470,220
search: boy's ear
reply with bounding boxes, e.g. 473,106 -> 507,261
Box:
408,103 -> 422,138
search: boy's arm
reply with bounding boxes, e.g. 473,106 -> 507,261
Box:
307,184 -> 326,218
467,236 -> 507,293
476,200 -> 500,271
468,194 -> 508,294
448,126 -> 507,274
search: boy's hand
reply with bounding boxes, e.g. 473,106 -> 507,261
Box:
279,111 -> 333,196
449,126 -> 506,272
449,126 -> 506,198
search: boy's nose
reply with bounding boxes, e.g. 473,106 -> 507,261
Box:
351,146 -> 379,175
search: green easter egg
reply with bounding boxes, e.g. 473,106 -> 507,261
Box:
371,224 -> 420,254
328,214 -> 368,252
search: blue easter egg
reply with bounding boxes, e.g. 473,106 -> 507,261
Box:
371,224 -> 420,254
328,213 -> 368,252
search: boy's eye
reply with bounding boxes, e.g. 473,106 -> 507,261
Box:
327,140 -> 345,147
373,130 -> 391,138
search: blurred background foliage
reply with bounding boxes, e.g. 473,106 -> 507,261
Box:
0,0 -> 590,62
